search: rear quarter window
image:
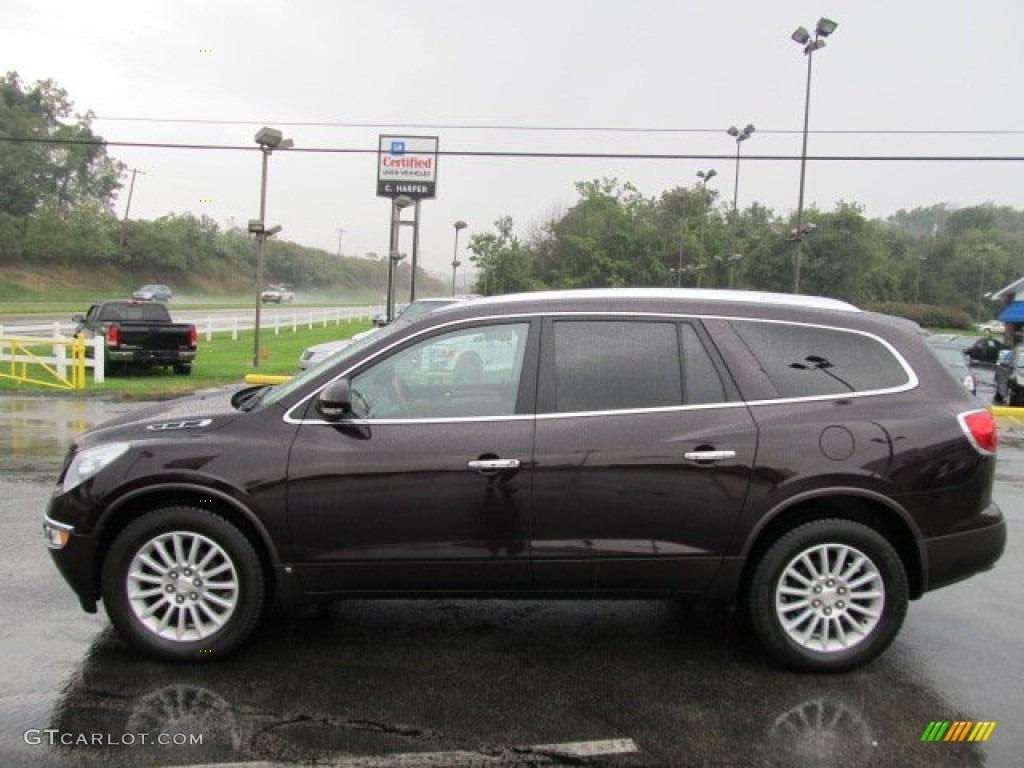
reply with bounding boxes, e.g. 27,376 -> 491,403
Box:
729,319 -> 910,398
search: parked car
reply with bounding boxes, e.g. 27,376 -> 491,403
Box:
928,343 -> 977,395
299,297 -> 467,369
944,334 -> 1009,365
44,289 -> 1005,672
260,284 -> 295,304
131,284 -> 173,302
994,345 -> 1024,406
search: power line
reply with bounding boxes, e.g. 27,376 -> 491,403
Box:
86,115 -> 1024,136
3,135 -> 1024,162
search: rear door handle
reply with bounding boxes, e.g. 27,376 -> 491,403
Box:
467,459 -> 521,471
683,450 -> 736,462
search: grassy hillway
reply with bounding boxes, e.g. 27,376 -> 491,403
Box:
0,265 -> 387,309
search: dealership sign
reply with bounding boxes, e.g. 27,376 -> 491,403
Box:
377,135 -> 438,199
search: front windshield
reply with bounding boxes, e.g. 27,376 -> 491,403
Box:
399,300 -> 459,321
256,323 -> 403,409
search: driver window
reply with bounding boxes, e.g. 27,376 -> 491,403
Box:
349,322 -> 530,420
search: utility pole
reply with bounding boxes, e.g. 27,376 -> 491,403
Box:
336,227 -> 346,258
119,168 -> 146,247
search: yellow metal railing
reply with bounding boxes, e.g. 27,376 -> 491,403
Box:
0,335 -> 87,390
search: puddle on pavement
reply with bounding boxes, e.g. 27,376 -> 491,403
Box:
0,396 -> 140,478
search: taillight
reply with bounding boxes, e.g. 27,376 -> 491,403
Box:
105,325 -> 118,347
188,326 -> 198,346
958,409 -> 997,455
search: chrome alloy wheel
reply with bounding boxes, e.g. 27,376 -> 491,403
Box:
774,543 -> 885,653
126,530 -> 240,642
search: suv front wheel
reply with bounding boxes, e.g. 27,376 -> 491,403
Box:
749,518 -> 908,673
101,506 -> 265,661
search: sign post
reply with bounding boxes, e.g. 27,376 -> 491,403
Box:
377,136 -> 438,307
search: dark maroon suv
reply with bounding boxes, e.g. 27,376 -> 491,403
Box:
43,289 -> 1005,671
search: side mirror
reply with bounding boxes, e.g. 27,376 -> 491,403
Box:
72,314 -> 84,323
317,378 -> 353,421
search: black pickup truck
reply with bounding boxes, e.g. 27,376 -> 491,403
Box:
73,300 -> 198,375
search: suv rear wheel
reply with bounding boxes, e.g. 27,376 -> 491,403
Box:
101,506 -> 265,661
749,519 -> 908,673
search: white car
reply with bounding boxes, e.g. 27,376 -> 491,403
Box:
261,285 -> 295,303
299,297 -> 469,370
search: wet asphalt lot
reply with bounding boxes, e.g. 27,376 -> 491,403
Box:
1,392 -> 1022,768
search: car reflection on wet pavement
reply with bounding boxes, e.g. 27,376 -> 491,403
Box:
1,395 -> 1022,767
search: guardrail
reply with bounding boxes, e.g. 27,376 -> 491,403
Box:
0,335 -> 104,389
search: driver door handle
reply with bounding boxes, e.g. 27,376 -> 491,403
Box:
683,449 -> 736,462
467,459 -> 521,471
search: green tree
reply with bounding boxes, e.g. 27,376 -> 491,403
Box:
0,71 -> 124,216
468,216 -> 533,295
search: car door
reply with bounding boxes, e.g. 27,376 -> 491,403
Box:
530,317 -> 758,592
285,320 -> 538,594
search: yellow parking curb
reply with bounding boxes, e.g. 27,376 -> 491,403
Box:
244,374 -> 292,386
991,406 -> 1024,417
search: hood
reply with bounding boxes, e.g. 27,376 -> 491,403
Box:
77,386 -> 249,447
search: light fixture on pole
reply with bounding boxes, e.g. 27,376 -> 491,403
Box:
251,126 -> 293,368
451,220 -> 467,296
790,17 -> 837,294
386,195 -> 415,323
726,124 -> 754,279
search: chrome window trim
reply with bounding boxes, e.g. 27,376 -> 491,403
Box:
284,310 -> 916,426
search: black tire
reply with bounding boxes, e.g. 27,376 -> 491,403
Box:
748,518 -> 908,673
101,506 -> 265,661
173,364 -> 192,376
1009,386 -> 1022,407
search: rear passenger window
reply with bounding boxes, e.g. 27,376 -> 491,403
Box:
730,320 -> 910,398
551,321 -> 681,413
680,323 -> 727,404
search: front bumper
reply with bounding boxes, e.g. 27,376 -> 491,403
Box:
43,515 -> 99,613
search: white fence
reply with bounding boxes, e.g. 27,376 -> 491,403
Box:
0,306 -> 380,342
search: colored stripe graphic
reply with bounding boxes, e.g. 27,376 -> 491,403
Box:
969,721 -> 998,742
921,721 -> 950,742
945,721 -> 972,741
921,720 -> 997,742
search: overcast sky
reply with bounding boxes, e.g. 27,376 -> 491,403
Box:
6,0 -> 1024,278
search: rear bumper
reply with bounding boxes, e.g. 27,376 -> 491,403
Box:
923,503 -> 1007,592
107,349 -> 196,364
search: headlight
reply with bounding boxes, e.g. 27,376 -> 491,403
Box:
62,442 -> 132,493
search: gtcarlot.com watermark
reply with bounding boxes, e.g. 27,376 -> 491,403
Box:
24,729 -> 203,747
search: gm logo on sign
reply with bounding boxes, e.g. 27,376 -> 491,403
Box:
921,720 -> 997,742
390,141 -> 406,157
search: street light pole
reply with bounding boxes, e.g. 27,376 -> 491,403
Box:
696,169 -> 716,286
250,127 -> 292,368
791,17 -> 837,294
451,220 -> 467,296
727,124 -> 754,283
976,245 -> 994,322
